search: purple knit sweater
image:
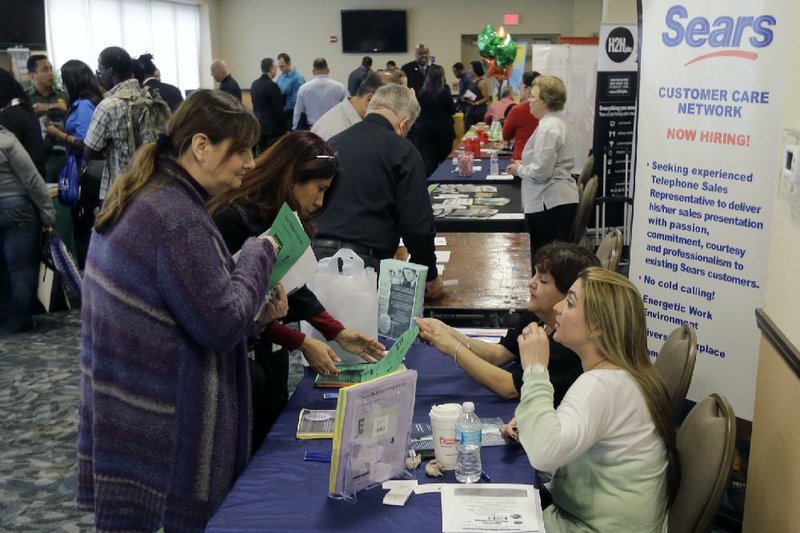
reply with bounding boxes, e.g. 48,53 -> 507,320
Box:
77,158 -> 276,531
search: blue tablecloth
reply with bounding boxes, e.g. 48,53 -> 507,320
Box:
206,343 -> 534,533
428,158 -> 514,183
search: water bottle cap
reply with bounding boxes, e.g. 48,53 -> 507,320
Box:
462,401 -> 474,412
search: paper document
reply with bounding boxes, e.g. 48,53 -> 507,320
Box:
230,202 -> 316,294
435,237 -> 448,246
441,484 -> 544,533
463,89 -> 478,101
490,213 -> 525,220
486,174 -> 513,181
436,250 -> 451,263
315,324 -> 418,387
265,203 -> 314,291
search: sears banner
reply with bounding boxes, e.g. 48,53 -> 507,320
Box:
630,0 -> 788,419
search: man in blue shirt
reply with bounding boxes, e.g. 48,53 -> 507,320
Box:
347,56 -> 372,96
276,53 -> 305,130
292,58 -> 347,130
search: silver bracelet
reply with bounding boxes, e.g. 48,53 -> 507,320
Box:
453,342 -> 463,367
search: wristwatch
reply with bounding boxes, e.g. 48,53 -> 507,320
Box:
526,363 -> 547,375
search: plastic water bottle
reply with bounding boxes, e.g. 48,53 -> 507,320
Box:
489,120 -> 502,141
455,401 -> 482,483
489,151 -> 499,176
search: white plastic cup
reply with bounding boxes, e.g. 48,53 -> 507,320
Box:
429,403 -> 463,469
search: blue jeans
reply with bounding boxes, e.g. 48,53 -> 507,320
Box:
0,195 -> 41,332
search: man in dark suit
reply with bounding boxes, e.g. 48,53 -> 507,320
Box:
251,57 -> 287,150
401,44 -> 430,95
211,58 -> 242,101
137,53 -> 184,111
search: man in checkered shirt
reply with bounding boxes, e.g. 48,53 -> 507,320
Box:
84,46 -> 142,200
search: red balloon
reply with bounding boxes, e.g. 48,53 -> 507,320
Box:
481,57 -> 513,81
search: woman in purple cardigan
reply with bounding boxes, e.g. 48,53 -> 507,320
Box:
77,90 -> 286,531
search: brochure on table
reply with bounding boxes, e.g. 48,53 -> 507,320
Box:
441,483 -> 544,533
377,259 -> 427,341
328,368 -> 418,499
296,409 -> 336,439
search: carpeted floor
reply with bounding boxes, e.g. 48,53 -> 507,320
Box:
0,309 -> 306,531
0,310 -> 93,531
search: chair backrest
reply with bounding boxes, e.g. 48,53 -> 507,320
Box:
595,229 -> 623,271
654,323 -> 697,419
571,175 -> 598,244
670,393 -> 736,533
578,153 -> 594,188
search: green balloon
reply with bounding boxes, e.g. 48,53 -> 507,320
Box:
477,24 -> 500,57
496,34 -> 517,66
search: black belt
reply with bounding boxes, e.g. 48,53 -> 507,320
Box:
313,239 -> 386,259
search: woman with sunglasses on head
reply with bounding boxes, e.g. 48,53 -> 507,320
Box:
210,130 -> 385,449
416,241 -> 599,405
515,268 -> 679,532
78,90 -> 287,531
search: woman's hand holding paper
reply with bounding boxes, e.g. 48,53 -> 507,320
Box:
415,317 -> 458,358
257,283 -> 289,324
335,329 -> 386,363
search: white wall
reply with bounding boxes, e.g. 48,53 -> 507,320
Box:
602,0 -> 636,23
763,0 -> 800,348
211,0 -> 602,89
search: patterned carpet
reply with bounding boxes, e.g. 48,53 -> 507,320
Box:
0,309 -> 306,531
0,309 -> 93,531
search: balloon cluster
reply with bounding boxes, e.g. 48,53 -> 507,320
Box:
477,24 -> 517,81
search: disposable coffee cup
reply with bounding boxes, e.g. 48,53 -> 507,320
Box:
429,403 -> 463,469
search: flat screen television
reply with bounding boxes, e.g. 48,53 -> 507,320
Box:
341,10 -> 407,53
0,0 -> 47,49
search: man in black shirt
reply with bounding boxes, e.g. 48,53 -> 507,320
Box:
314,84 -> 443,299
210,58 -> 242,101
250,57 -> 287,150
138,53 -> 184,111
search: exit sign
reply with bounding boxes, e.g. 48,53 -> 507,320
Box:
504,13 -> 519,26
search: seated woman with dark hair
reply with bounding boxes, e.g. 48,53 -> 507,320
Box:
515,268 -> 679,531
416,241 -> 600,404
210,130 -> 385,449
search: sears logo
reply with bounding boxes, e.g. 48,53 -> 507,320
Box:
661,5 -> 776,66
606,27 -> 634,63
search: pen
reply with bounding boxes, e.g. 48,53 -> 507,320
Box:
304,452 -> 331,463
480,470 -> 491,482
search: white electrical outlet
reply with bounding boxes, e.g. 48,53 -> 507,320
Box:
778,129 -> 800,203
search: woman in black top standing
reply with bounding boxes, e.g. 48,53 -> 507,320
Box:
464,60 -> 490,131
410,64 -> 456,177
0,69 -> 46,176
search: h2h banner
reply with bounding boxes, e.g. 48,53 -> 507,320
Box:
630,0 -> 789,420
593,23 -> 639,228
